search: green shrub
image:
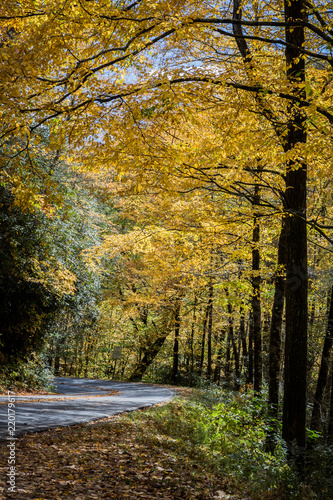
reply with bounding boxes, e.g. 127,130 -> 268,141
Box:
130,386 -> 295,498
0,353 -> 55,392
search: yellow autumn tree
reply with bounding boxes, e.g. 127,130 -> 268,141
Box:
2,0 -> 333,452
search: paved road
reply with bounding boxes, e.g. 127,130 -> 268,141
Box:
0,377 -> 174,440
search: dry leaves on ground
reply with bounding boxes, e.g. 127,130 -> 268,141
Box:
0,399 -> 242,500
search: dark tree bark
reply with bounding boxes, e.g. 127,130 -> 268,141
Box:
328,360 -> 333,443
84,333 -> 91,378
247,312 -> 254,385
199,304 -> 209,376
282,0 -> 308,453
128,314 -> 172,381
213,329 -> 226,384
226,292 -> 240,385
232,0 -> 308,451
206,278 -> 214,380
310,285 -> 333,432
266,219 -> 287,453
54,355 -> 60,376
171,301 -> 181,384
268,219 -> 287,418
252,182 -> 262,393
231,0 -> 263,388
128,331 -> 169,381
225,331 -> 231,380
189,294 -> 197,373
239,308 -> 247,375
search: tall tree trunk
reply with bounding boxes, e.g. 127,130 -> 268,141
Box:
282,0 -> 308,453
54,355 -> 60,376
84,333 -> 91,379
310,285 -> 333,432
206,278 -> 214,380
48,338 -> 54,368
226,294 -> 240,386
199,304 -> 209,376
225,331 -> 231,380
232,0 -> 308,451
252,182 -> 262,393
213,329 -> 225,384
171,301 -> 181,384
247,312 -> 254,385
128,331 -> 169,381
266,219 -> 287,452
189,294 -> 197,374
328,360 -> 333,443
239,308 -> 247,376
128,315 -> 172,381
268,219 -> 287,417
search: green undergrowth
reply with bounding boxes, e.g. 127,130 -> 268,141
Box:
122,385 -> 333,499
0,354 -> 55,393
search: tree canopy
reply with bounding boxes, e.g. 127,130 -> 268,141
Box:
1,0 -> 333,473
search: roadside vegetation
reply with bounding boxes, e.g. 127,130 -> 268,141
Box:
1,385 -> 333,499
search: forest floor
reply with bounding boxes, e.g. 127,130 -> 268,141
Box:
0,387 -> 252,500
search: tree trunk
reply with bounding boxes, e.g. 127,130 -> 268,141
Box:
282,0 -> 308,453
84,334 -> 91,379
232,0 -> 308,451
328,359 -> 333,443
239,307 -> 247,376
199,304 -> 209,376
54,355 -> 60,376
128,332 -> 169,381
225,332 -> 231,380
252,182 -> 262,393
310,285 -> 333,432
268,219 -> 287,417
266,219 -> 287,452
226,294 -> 240,386
128,315 -> 172,381
247,312 -> 254,385
171,301 -> 181,384
206,278 -> 214,380
189,294 -> 197,373
213,329 -> 225,384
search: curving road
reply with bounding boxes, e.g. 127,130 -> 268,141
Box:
0,377 -> 174,440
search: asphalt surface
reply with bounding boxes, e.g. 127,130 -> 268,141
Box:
0,377 -> 174,440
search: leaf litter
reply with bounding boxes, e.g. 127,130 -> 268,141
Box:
0,391 -> 248,500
